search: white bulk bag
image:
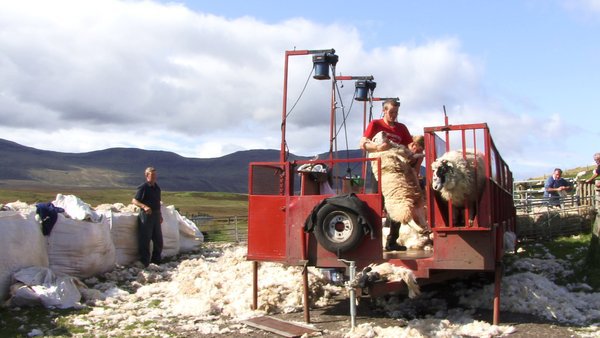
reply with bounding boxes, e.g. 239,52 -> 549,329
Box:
174,210 -> 204,253
47,214 -> 115,278
0,211 -> 48,301
108,211 -> 139,266
9,266 -> 82,309
160,205 -> 181,257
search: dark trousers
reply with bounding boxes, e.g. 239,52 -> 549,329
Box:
386,219 -> 401,246
138,212 -> 163,266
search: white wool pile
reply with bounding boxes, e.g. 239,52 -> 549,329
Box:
458,272 -> 600,325
52,194 -> 102,222
0,211 -> 49,301
368,262 -> 420,298
148,245 -> 339,319
59,244 -> 342,336
39,243 -> 600,337
95,203 -> 127,212
509,257 -> 574,280
397,223 -> 433,251
2,200 -> 35,212
345,316 -> 515,338
458,248 -> 600,326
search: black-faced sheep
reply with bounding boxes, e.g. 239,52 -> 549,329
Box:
431,150 -> 486,226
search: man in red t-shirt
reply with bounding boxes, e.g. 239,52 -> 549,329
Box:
360,99 -> 412,152
359,99 -> 412,251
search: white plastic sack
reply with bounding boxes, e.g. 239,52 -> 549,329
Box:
108,211 -> 139,266
172,207 -> 204,253
160,205 -> 181,257
47,214 -> 116,278
52,194 -> 102,222
9,266 -> 82,309
0,211 -> 48,301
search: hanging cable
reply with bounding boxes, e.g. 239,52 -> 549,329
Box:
332,78 -> 361,178
286,67 -> 315,119
280,66 -> 316,162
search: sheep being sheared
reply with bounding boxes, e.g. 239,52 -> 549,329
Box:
368,131 -> 424,181
431,150 -> 486,226
368,131 -> 431,250
378,147 -> 431,239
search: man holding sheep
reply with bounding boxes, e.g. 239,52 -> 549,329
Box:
360,99 -> 414,251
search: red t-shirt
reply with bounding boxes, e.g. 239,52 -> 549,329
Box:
363,119 -> 412,147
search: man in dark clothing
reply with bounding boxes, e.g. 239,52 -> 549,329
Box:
544,168 -> 572,208
132,166 -> 163,267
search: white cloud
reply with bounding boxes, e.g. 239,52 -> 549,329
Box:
0,0 -> 584,180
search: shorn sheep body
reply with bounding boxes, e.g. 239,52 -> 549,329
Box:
368,131 -> 418,181
378,147 -> 431,247
431,150 -> 486,225
368,131 -> 431,249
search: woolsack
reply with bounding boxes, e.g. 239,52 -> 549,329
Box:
47,213 -> 116,278
166,206 -> 204,253
0,211 -> 49,301
159,204 -> 181,257
108,211 -> 140,266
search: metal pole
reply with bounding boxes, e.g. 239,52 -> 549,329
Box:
302,262 -> 310,323
251,261 -> 258,310
339,259 -> 357,328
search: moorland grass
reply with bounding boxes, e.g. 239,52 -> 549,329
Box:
0,188 -> 248,218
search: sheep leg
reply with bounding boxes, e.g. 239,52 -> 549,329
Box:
452,206 -> 465,226
468,201 -> 477,226
406,219 -> 430,235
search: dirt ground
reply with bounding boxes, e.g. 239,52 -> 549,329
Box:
186,295 -> 593,338
269,301 -> 587,338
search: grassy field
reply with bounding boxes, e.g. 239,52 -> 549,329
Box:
0,188 -> 248,218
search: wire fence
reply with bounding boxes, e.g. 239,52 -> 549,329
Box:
513,179 -> 598,241
188,215 -> 248,243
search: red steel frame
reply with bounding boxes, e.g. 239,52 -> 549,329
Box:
247,49 -> 516,325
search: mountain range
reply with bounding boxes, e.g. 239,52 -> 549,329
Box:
0,138 -> 361,193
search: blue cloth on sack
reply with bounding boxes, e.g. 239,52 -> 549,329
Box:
35,202 -> 65,236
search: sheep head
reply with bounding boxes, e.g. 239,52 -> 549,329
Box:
432,159 -> 456,191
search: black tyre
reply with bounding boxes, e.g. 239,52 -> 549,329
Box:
314,204 -> 364,253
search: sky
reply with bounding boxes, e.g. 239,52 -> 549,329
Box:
0,0 -> 599,180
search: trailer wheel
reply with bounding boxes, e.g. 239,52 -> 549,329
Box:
314,204 -> 363,253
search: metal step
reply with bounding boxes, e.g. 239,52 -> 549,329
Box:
242,316 -> 319,337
